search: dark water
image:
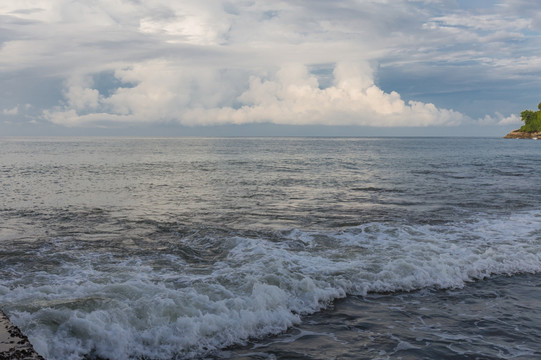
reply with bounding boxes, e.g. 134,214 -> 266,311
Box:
225,274 -> 541,360
0,137 -> 540,359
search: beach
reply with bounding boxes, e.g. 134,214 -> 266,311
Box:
0,310 -> 43,359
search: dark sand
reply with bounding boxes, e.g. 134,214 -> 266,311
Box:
0,310 -> 43,360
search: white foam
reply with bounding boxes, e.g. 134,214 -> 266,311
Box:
1,210 -> 540,359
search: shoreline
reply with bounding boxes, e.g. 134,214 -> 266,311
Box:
0,310 -> 44,359
503,129 -> 541,139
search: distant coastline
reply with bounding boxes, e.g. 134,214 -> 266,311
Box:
503,129 -> 540,139
506,101 -> 541,138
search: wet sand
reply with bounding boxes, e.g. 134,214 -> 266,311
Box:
0,310 -> 43,360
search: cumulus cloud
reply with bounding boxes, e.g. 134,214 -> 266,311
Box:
44,61 -> 468,127
63,76 -> 101,111
478,113 -> 522,126
44,60 -> 238,125
183,63 -> 467,127
2,0 -> 540,133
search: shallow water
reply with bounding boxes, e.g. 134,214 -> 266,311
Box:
0,137 -> 540,359
224,274 -> 541,359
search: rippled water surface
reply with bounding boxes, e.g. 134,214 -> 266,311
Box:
0,137 -> 540,359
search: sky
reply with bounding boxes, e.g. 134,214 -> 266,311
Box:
1,0 -> 540,136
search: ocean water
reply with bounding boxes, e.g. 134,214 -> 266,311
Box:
0,137 -> 540,359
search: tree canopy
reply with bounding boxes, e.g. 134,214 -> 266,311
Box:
519,103 -> 541,132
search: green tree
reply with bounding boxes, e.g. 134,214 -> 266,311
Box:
519,108 -> 541,132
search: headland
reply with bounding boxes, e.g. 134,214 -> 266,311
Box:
503,129 -> 541,139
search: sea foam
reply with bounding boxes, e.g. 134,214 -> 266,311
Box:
2,210 -> 540,359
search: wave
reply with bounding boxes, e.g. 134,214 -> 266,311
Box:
1,210 -> 540,359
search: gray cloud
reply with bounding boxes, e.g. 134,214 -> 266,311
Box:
1,0 -> 538,133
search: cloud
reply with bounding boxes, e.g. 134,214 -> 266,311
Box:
2,0 -> 541,133
44,59 -> 239,126
44,61 -> 468,128
478,113 -> 522,126
2,105 -> 19,115
138,2 -> 232,46
183,63 -> 468,127
497,1 -> 541,30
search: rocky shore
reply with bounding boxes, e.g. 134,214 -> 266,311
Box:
0,310 -> 44,360
503,129 -> 541,139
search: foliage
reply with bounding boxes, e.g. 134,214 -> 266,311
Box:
519,107 -> 541,132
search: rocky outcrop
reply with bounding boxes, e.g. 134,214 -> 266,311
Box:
0,310 -> 44,360
503,129 -> 541,139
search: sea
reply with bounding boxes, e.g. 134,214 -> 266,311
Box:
0,137 -> 540,360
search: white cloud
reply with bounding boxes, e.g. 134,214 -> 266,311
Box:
183,63 -> 467,127
138,2 -> 232,45
44,61 -> 468,128
478,113 -> 522,126
2,0 -> 540,132
2,105 -> 19,115
428,14 -> 529,32
62,75 -> 101,111
44,60 -> 235,125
